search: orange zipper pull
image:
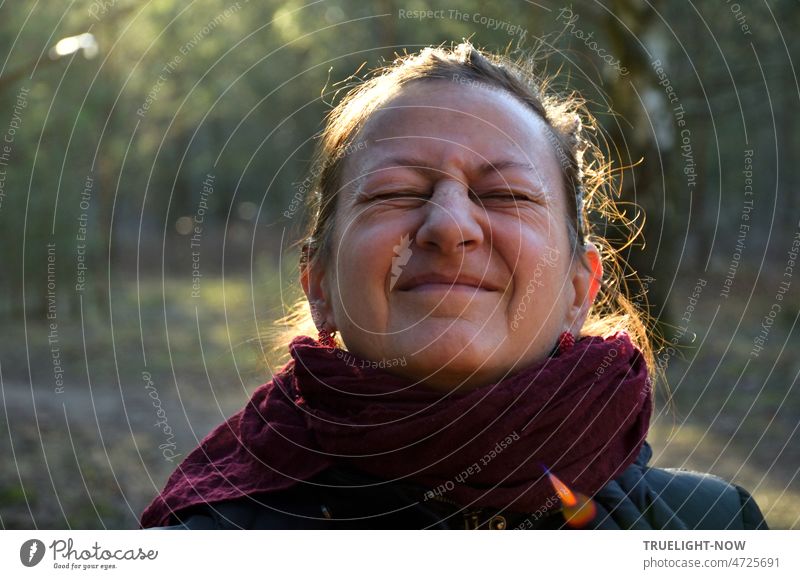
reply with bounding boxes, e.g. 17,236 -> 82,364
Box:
541,465 -> 597,528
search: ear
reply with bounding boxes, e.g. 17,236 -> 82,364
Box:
300,252 -> 337,332
565,242 -> 603,333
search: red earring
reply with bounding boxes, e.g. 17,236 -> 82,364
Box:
557,331 -> 575,354
318,326 -> 336,349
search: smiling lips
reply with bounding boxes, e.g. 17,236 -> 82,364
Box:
396,273 -> 502,292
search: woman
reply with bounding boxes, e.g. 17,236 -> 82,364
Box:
140,42 -> 767,530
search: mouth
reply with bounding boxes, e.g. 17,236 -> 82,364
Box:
396,273 -> 501,292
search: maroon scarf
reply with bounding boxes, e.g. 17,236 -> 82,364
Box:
140,333 -> 651,528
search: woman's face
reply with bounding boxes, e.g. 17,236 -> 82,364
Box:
303,80 -> 600,391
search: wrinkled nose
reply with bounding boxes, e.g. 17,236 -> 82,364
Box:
414,179 -> 486,254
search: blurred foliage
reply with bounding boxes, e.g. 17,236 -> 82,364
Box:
0,0 -> 796,320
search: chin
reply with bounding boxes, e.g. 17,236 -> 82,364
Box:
398,330 -> 507,391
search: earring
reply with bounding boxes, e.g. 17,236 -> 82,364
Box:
318,325 -> 337,349
557,330 -> 575,354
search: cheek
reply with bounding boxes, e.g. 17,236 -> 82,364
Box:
329,219 -> 399,330
505,232 -> 569,324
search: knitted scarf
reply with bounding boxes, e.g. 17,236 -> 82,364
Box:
140,332 -> 651,528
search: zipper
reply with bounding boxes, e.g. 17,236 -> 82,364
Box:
429,494 -> 461,507
428,494 -> 484,529
462,508 -> 483,530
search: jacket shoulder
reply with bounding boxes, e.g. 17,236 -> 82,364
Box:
589,443 -> 768,529
145,491 -> 336,530
639,465 -> 768,529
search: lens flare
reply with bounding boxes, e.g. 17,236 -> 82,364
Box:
542,465 -> 598,528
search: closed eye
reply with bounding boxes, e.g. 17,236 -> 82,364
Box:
473,190 -> 544,204
366,190 -> 429,202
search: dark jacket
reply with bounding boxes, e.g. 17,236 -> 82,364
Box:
149,442 -> 767,530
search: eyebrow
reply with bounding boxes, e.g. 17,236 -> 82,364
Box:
366,155 -> 536,177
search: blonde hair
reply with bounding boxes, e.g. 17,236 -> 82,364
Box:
269,41 -> 659,381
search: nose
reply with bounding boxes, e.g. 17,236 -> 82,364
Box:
414,179 -> 486,254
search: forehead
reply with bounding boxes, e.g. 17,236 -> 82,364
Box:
342,79 -> 565,187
